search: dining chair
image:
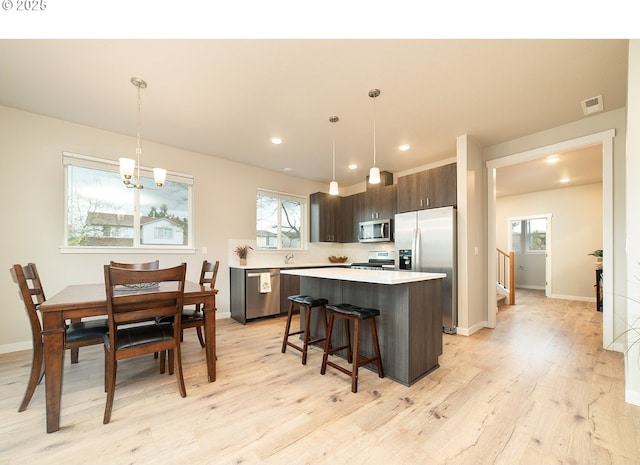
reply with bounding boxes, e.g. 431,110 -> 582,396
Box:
157,260 -> 219,373
109,259 -> 159,270
182,260 -> 219,347
10,263 -> 109,412
102,263 -> 187,424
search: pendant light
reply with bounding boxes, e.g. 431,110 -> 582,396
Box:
329,115 -> 340,195
368,88 -> 381,184
119,77 -> 167,189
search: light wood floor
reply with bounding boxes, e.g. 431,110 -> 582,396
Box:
1,289 -> 639,465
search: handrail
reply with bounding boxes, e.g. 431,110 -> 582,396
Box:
496,248 -> 515,305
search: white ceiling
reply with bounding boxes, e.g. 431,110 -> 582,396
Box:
0,39 -> 626,193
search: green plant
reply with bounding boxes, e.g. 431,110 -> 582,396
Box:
588,249 -> 603,258
233,244 -> 253,259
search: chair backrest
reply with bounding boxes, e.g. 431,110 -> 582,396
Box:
10,263 -> 45,345
109,260 -> 159,270
199,260 -> 219,289
104,263 -> 186,330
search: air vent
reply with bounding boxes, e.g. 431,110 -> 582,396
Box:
581,95 -> 603,115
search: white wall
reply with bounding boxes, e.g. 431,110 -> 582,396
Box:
496,183 -> 603,299
0,106 -> 339,351
624,40 -> 640,405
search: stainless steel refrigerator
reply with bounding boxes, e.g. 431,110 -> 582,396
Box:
395,206 -> 457,334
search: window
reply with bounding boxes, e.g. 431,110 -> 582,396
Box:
511,217 -> 547,253
63,152 -> 193,250
256,189 -> 306,250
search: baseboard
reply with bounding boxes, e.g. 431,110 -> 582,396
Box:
455,320 -> 487,336
549,293 -> 596,302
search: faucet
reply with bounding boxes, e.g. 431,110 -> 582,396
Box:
285,254 -> 294,264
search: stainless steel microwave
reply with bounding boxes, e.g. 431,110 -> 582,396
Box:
358,218 -> 393,243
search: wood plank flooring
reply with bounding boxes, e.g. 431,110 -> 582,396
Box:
1,289 -> 638,465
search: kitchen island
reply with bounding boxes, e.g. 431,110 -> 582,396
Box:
281,267 -> 446,386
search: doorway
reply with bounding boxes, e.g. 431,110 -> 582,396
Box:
486,129 -> 614,349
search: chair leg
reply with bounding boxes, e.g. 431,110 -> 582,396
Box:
159,351 -> 166,374
168,349 -> 175,375
18,341 -> 44,412
195,327 -> 205,348
351,320 -> 360,393
103,348 -> 117,424
174,345 -> 187,398
70,347 -> 80,364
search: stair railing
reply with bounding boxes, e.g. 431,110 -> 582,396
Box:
496,248 -> 515,305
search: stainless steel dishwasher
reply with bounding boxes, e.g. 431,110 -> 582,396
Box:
245,269 -> 281,320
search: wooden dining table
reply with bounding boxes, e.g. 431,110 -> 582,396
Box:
38,280 -> 218,433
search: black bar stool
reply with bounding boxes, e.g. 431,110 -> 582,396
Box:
320,303 -> 384,393
281,295 -> 329,365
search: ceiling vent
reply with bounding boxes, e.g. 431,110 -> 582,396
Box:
581,95 -> 603,115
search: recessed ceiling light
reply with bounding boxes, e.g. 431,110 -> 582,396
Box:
560,177 -> 570,183
399,144 -> 410,151
283,167 -> 292,172
348,164 -> 357,170
271,137 -> 283,145
546,155 -> 560,164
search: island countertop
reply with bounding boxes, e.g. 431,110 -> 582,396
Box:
281,267 -> 446,285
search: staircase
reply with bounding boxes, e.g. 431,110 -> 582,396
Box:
496,248 -> 515,306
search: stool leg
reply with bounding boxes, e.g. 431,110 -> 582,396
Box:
370,318 -> 384,378
301,304 -> 312,365
281,301 -> 295,354
320,313 -> 335,375
344,318 -> 352,364
351,319 -> 360,393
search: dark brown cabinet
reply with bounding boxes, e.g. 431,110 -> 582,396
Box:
280,273 -> 300,315
340,192 -> 364,243
362,184 -> 396,221
397,163 -> 457,213
309,192 -> 341,242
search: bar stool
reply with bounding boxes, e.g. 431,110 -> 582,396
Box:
281,294 -> 329,365
320,303 -> 384,393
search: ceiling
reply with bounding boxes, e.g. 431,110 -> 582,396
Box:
0,39 -> 627,192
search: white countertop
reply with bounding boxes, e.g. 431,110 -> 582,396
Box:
281,267 -> 446,285
229,262 -> 350,270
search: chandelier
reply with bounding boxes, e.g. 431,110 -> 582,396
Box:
119,77 -> 166,189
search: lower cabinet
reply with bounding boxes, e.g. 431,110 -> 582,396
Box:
280,273 -> 300,314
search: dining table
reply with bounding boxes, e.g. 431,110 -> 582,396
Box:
38,280 -> 218,433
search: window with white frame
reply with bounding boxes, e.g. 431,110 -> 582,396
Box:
256,189 -> 306,250
511,217 -> 547,254
63,152 -> 193,249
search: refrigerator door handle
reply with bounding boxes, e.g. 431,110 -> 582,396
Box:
413,227 -> 420,271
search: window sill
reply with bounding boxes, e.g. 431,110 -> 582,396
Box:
59,246 -> 196,255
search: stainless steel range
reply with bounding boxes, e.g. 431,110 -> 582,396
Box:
350,251 -> 396,270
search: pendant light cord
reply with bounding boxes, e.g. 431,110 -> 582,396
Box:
135,83 -> 142,186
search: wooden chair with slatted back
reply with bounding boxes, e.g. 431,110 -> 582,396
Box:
183,260 -> 219,347
10,263 -> 109,412
102,263 -> 187,424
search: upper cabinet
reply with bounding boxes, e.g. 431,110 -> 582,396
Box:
397,163 -> 457,213
361,170 -> 396,221
362,184 -> 397,221
340,192 -> 364,243
309,192 -> 341,242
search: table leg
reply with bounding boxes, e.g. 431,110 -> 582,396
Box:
41,311 -> 65,433
203,295 -> 216,382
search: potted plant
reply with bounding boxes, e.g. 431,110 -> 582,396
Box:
589,249 -> 603,269
234,244 -> 253,266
